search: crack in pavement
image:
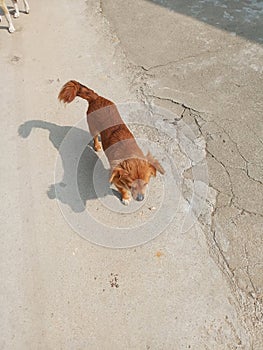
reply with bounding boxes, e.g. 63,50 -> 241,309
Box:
136,42 -> 246,72
95,1 -> 263,342
139,86 -> 263,333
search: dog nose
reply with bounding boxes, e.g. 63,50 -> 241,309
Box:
136,193 -> 144,201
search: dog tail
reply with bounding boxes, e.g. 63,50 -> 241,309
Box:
58,80 -> 98,104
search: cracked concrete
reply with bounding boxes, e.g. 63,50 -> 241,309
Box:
0,0 -> 262,349
101,0 -> 263,347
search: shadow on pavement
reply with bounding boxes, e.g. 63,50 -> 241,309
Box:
18,120 -> 112,213
147,0 -> 263,44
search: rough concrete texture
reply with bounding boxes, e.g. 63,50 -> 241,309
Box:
0,0 -> 262,349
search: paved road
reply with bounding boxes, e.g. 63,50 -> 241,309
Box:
0,0 -> 262,349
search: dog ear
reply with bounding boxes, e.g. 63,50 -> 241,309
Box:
109,167 -> 129,183
146,152 -> 165,175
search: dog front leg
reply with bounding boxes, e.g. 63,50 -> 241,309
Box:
1,3 -> 15,32
11,0 -> 19,18
115,185 -> 131,206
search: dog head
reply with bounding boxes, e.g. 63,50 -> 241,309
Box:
109,152 -> 165,201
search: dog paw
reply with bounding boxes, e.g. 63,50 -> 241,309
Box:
9,25 -> 15,33
121,197 -> 131,206
25,7 -> 30,14
13,12 -> 19,18
94,143 -> 102,152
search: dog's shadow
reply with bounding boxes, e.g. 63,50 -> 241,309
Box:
18,120 -> 117,213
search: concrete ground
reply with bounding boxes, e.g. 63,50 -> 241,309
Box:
0,0 -> 262,349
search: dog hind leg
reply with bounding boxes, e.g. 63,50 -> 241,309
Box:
23,0 -> 29,14
93,135 -> 102,152
86,117 -> 102,152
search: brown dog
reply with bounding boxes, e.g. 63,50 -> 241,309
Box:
58,80 -> 164,205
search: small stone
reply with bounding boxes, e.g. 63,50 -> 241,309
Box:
148,206 -> 156,211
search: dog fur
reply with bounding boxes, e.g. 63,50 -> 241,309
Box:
0,0 -> 29,33
58,80 -> 164,205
